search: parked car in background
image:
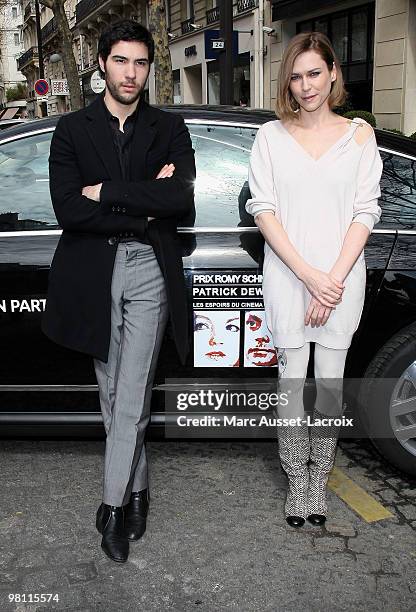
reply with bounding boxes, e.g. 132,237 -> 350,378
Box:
0,107 -> 415,476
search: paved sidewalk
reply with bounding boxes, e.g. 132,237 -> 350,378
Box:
0,439 -> 415,611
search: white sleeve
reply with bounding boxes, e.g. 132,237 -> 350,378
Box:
352,129 -> 383,232
246,125 -> 279,220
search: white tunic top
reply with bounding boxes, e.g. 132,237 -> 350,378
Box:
246,118 -> 383,350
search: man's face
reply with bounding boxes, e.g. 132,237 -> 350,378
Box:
99,40 -> 150,106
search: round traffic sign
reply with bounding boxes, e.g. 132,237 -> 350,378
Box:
90,70 -> 105,94
34,79 -> 49,96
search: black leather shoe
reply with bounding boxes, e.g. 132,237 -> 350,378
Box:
124,489 -> 149,541
286,515 -> 305,528
96,503 -> 106,534
96,504 -> 129,563
307,513 -> 326,526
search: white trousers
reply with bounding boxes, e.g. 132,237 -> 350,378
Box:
277,342 -> 348,419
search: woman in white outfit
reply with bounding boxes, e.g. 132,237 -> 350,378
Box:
246,32 -> 383,527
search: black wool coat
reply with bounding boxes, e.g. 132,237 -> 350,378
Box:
42,93 -> 196,364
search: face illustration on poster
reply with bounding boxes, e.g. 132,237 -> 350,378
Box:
193,311 -> 240,367
244,311 -> 277,367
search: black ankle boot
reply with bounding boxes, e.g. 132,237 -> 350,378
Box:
307,513 -> 326,526
96,503 -> 129,563
286,515 -> 306,528
124,489 -> 149,541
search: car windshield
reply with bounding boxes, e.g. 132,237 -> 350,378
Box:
188,123 -> 258,227
0,131 -> 57,231
1,118 -> 415,232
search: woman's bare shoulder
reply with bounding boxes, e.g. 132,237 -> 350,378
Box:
350,117 -> 375,146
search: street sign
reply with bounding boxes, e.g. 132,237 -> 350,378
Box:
50,79 -> 69,96
34,79 -> 49,96
204,30 -> 239,60
90,70 -> 105,94
211,38 -> 225,50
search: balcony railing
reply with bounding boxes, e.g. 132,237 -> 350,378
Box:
236,0 -> 257,12
178,1 -> 257,37
79,60 -> 98,72
17,46 -> 38,71
24,1 -> 36,22
41,17 -> 57,42
206,7 -> 219,24
181,18 -> 194,35
76,0 -> 104,24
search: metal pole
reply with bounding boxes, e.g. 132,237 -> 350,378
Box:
258,0 -> 264,108
219,0 -> 233,105
34,0 -> 47,117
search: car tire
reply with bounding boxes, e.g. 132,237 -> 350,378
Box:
358,323 -> 416,477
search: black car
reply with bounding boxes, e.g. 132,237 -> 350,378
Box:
0,106 -> 415,477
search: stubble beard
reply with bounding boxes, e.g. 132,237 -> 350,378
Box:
106,76 -> 143,106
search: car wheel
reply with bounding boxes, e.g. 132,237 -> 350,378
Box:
358,323 -> 416,477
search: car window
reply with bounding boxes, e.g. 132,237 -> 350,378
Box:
0,131 -> 58,231
378,150 -> 416,229
188,124 -> 258,227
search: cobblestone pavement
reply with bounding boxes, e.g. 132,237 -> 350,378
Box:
0,438 -> 415,612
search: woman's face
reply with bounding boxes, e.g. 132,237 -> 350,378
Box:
194,311 -> 240,367
289,50 -> 336,114
244,311 -> 277,367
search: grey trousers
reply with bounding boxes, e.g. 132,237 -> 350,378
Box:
94,241 -> 169,507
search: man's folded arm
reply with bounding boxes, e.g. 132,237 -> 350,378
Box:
49,115 -> 147,235
100,114 -> 196,220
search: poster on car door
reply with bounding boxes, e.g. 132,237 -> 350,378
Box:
192,272 -> 277,368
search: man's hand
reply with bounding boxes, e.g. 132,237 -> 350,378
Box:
147,164 -> 176,221
81,165 -> 175,221
305,296 -> 334,327
156,163 -> 175,179
82,183 -> 102,202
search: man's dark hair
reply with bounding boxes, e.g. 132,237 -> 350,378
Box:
97,20 -> 154,78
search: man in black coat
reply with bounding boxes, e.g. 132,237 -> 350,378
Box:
42,20 -> 195,563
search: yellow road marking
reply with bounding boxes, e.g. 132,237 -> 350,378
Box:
328,467 -> 394,523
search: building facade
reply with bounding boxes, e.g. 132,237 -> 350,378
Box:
14,0 -> 416,134
166,0 -> 258,106
267,0 -> 416,134
18,0 -> 73,118
0,0 -> 26,113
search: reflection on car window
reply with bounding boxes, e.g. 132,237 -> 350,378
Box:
0,131 -> 57,231
188,124 -> 257,227
379,151 -> 416,229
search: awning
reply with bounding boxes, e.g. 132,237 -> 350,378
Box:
0,107 -> 19,119
272,0 -> 347,21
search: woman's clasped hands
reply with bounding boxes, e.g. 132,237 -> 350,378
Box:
302,267 -> 344,328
